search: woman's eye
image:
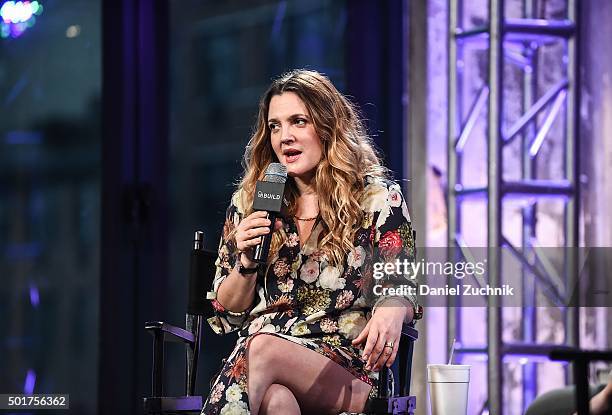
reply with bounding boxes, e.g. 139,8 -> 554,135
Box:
269,123 -> 279,131
295,118 -> 307,126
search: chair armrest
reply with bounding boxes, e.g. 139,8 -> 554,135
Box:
550,348 -> 612,362
145,321 -> 195,344
143,396 -> 203,413
401,323 -> 418,342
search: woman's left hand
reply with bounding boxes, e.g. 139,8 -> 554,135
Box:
351,304 -> 414,371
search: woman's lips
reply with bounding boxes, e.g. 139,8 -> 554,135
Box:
285,153 -> 301,163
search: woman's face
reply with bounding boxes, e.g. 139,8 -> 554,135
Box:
268,92 -> 323,180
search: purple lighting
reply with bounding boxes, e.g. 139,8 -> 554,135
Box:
23,369 -> 36,394
271,1 -> 286,40
29,282 -> 39,308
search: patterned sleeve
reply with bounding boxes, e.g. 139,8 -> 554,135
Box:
369,181 -> 419,315
206,200 -> 253,335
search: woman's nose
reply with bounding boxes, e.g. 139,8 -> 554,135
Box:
281,135 -> 295,145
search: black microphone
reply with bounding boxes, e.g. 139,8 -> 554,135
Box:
252,163 -> 289,263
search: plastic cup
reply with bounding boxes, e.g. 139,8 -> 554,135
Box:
427,364 -> 471,415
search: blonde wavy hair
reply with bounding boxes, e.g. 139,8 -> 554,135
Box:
236,69 -> 388,266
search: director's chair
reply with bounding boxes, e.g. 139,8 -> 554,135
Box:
143,231 -> 419,415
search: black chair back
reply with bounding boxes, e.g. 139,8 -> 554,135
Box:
185,231 -> 216,396
143,231 -> 216,414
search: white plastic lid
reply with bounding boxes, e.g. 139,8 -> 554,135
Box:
427,364 -> 471,383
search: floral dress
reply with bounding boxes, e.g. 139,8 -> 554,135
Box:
202,177 -> 418,415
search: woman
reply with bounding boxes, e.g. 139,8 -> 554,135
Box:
203,69 -> 421,415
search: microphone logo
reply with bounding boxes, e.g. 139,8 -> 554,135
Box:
257,191 -> 280,200
252,162 -> 288,264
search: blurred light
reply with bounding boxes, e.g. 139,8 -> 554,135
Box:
24,369 -> 36,394
29,282 -> 40,308
31,0 -> 41,14
271,1 -> 286,39
66,24 -> 80,38
0,1 -> 42,38
1,1 -> 33,23
5,131 -> 42,144
502,353 -> 551,364
5,242 -> 42,259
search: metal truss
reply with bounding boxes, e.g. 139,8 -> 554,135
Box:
447,0 -> 580,414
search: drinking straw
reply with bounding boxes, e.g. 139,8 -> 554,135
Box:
448,337 -> 456,365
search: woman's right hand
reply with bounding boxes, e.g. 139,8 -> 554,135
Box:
235,211 -> 282,267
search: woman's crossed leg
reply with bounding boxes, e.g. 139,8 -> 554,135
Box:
248,334 -> 372,415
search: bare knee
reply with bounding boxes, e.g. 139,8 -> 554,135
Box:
260,383 -> 300,415
247,334 -> 280,375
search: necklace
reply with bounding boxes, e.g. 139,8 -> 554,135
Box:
294,214 -> 319,221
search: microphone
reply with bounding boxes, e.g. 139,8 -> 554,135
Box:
252,163 -> 289,263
